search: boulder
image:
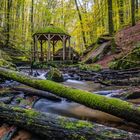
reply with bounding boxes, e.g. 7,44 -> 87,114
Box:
46,68 -> 64,82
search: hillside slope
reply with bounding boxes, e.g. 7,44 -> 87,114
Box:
83,22 -> 140,68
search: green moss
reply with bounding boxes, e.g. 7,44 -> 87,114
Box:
101,131 -> 127,139
34,25 -> 70,36
79,64 -> 102,71
47,67 -> 64,82
97,35 -> 113,44
12,106 -> 39,118
0,50 -> 11,61
0,59 -> 16,70
25,109 -> 39,118
16,97 -> 23,102
75,120 -> 93,128
71,134 -> 87,140
58,116 -> 93,130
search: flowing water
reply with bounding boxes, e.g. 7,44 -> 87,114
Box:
1,70 -> 140,135
32,76 -> 140,133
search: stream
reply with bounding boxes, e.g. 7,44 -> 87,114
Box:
29,71 -> 139,133
0,69 -> 140,139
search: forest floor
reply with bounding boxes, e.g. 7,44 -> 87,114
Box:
87,22 -> 140,68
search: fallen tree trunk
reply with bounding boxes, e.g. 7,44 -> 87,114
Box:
0,68 -> 140,125
12,86 -> 61,101
0,102 -> 128,140
2,87 -> 140,134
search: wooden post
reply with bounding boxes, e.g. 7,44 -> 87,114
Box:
33,36 -> 36,61
63,35 -> 66,61
40,40 -> 43,61
52,41 -> 55,61
43,35 -> 48,61
72,42 -> 75,63
48,34 -> 51,61
68,38 -> 71,60
35,35 -> 39,61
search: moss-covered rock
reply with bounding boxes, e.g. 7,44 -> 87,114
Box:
97,35 -> 113,44
46,67 -> 64,82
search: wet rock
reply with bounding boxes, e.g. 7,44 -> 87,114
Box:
0,96 -> 13,104
125,88 -> 140,99
33,71 -> 40,77
0,80 -> 20,88
94,89 -> 124,96
63,73 -> 71,81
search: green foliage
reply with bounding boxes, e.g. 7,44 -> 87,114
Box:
0,50 -> 11,61
0,59 -> 16,70
108,61 -> 119,70
109,45 -> 140,69
0,0 -> 140,63
79,64 -> 102,71
32,61 -> 57,69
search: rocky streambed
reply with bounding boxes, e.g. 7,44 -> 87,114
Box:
0,67 -> 140,139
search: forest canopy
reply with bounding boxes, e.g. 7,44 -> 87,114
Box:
0,0 -> 139,54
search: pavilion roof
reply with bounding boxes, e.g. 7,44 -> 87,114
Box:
33,25 -> 70,36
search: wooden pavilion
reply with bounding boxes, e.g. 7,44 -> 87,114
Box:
32,25 -> 71,62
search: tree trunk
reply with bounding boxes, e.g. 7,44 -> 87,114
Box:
31,0 -> 34,34
136,0 -> 139,14
74,0 -> 87,48
0,102 -> 120,140
0,68 -> 140,125
12,86 -> 61,101
131,0 -> 136,26
1,102 -> 140,139
5,0 -> 12,47
107,0 -> 114,35
117,0 -> 124,25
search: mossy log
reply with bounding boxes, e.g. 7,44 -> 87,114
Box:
0,68 -> 140,125
0,102 -> 124,140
